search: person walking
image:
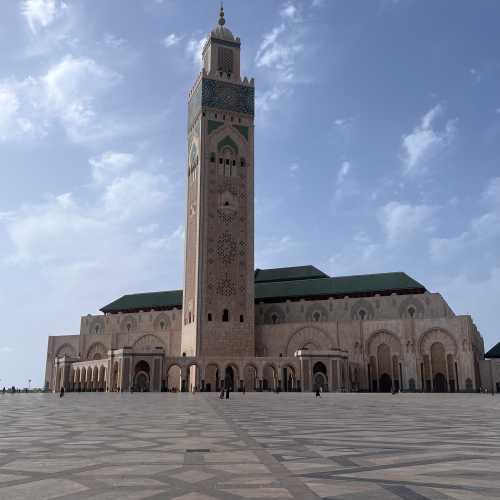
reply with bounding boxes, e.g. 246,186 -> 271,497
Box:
315,386 -> 321,398
225,384 -> 230,400
219,387 -> 224,400
60,386 -> 65,398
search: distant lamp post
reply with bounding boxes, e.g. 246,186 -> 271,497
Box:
28,379 -> 31,391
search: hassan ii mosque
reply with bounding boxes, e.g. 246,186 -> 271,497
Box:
45,7 -> 499,395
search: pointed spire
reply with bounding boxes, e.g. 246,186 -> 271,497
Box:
219,2 -> 225,26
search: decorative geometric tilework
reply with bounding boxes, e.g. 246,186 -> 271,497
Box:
216,232 -> 237,264
202,78 -> 254,115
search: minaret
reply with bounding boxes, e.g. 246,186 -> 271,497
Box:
181,7 -> 255,358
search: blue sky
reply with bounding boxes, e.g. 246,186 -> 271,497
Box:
1,0 -> 499,387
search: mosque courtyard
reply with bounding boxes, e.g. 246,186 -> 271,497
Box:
0,393 -> 499,500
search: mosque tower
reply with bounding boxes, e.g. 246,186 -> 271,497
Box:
181,6 -> 255,358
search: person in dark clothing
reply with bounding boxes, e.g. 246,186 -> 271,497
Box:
225,385 -> 230,399
60,386 -> 65,398
315,387 -> 321,398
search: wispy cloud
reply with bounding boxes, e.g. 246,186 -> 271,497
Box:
186,37 -> 206,66
163,33 -> 183,48
379,201 -> 436,245
255,2 -> 308,114
336,160 -> 351,184
21,0 -> 67,34
401,104 -> 456,175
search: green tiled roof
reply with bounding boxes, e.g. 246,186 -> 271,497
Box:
485,342 -> 500,359
101,290 -> 183,314
100,266 -> 426,313
254,265 -> 328,283
254,272 -> 425,302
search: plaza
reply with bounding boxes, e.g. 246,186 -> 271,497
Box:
1,393 -> 500,499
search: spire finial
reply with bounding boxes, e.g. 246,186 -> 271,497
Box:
219,2 -> 225,26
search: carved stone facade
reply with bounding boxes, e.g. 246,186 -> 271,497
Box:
45,8 -> 488,395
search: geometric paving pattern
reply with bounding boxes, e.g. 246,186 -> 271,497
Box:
1,393 -> 499,499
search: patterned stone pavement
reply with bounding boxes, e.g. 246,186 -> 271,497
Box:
0,393 -> 499,499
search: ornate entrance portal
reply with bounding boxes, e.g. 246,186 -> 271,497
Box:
134,361 -> 150,392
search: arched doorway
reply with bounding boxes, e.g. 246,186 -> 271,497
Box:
225,365 -> 236,391
313,361 -> 328,392
134,360 -> 150,392
167,365 -> 181,392
430,342 -> 448,393
283,365 -> 296,392
205,363 -> 219,392
434,373 -> 447,392
379,373 -> 392,392
262,364 -> 277,391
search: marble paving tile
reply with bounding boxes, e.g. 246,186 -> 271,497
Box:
1,393 -> 500,499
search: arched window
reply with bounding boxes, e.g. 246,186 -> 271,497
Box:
222,309 -> 229,322
358,309 -> 366,320
159,320 -> 165,330
312,311 -> 321,322
408,306 -> 416,318
208,313 -> 212,321
240,314 -> 244,323
271,313 -> 279,325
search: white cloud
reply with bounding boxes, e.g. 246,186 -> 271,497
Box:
89,151 -> 135,185
21,0 -> 66,34
281,3 -> 298,20
3,151 -> 173,268
0,347 -> 14,354
103,170 -> 169,220
379,201 -> 436,245
0,82 -> 35,141
337,161 -> 351,184
163,33 -> 182,48
186,37 -> 206,66
256,86 -> 288,114
255,2 -> 309,114
401,104 -> 456,175
312,0 -> 324,7
0,55 -> 122,144
290,162 -> 300,173
255,23 -> 302,82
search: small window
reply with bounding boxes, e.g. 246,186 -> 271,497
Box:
215,113 -> 218,119
232,160 -> 236,166
240,159 -> 245,167
358,310 -> 366,320
202,112 -> 206,117
210,153 -> 215,162
159,320 -> 165,330
208,313 -> 212,321
271,313 -> 279,325
188,312 -> 192,323
408,307 -> 416,318
219,158 -> 223,164
230,116 -> 234,122
222,309 -> 229,322
238,118 -> 241,123
223,114 -> 226,120
225,159 -> 229,165
312,311 -> 321,322
240,315 -> 244,323
95,325 -> 99,334
127,323 -> 131,332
